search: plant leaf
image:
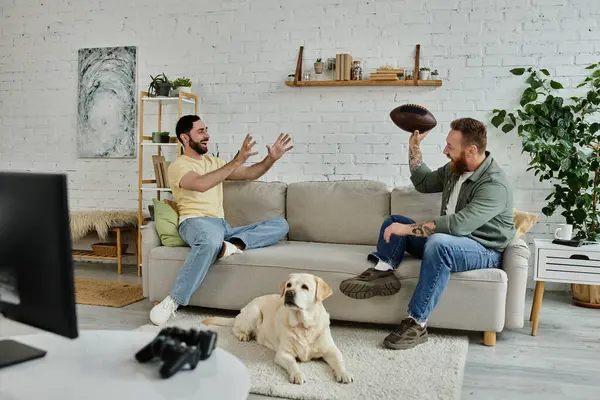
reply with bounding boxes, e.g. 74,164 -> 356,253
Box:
540,68 -> 550,76
550,80 -> 563,89
585,63 -> 598,70
527,75 -> 543,89
510,68 -> 526,75
491,115 -> 504,128
502,124 -> 515,133
520,88 -> 538,106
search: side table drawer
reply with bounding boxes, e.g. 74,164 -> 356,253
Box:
538,249 -> 600,284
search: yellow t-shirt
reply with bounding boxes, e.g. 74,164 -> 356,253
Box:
167,155 -> 226,223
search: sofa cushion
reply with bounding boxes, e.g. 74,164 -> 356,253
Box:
390,185 -> 441,222
513,208 -> 539,238
286,180 -> 390,245
149,240 -> 506,284
223,180 -> 287,227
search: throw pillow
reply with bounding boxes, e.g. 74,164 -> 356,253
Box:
513,208 -> 540,238
153,199 -> 186,247
164,199 -> 178,213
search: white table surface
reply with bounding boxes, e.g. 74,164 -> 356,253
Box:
0,330 -> 251,400
533,238 -> 600,251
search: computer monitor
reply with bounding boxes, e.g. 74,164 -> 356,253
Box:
0,171 -> 78,368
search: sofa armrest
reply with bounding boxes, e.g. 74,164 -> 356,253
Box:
502,237 -> 531,329
141,222 -> 161,297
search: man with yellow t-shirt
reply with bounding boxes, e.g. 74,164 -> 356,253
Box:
150,115 -> 293,325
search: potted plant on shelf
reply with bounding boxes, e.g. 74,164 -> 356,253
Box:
431,69 -> 439,79
419,67 -> 431,80
170,77 -> 192,97
492,64 -> 600,308
152,131 -> 171,143
314,58 -> 324,75
148,73 -> 171,97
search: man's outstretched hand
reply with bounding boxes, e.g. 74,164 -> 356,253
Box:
266,133 -> 293,161
233,134 -> 259,164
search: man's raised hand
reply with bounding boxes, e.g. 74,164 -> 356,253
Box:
267,133 -> 293,161
234,134 -> 259,164
409,129 -> 430,147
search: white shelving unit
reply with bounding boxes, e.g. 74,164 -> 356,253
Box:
136,90 -> 198,275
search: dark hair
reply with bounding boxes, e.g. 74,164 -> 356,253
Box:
450,118 -> 487,153
175,115 -> 201,144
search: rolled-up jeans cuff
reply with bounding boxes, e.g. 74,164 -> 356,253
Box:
408,312 -> 427,326
368,252 -> 391,266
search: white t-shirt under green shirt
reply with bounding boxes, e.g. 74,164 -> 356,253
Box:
445,171 -> 474,215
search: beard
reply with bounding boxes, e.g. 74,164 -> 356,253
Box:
448,152 -> 469,176
189,138 -> 208,155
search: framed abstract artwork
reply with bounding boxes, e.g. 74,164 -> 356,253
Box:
77,46 -> 137,158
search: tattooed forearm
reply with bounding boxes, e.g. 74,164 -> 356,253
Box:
410,221 -> 436,237
409,144 -> 423,173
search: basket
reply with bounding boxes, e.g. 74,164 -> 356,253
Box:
91,242 -> 129,258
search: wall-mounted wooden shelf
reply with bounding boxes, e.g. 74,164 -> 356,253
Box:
285,79 -> 442,87
286,44 -> 442,88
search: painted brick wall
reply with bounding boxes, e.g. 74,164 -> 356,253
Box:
1,0 -> 599,287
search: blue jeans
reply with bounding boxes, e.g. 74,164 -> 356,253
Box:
170,216 -> 289,306
368,215 -> 502,324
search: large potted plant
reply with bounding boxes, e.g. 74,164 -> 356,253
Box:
492,63 -> 600,307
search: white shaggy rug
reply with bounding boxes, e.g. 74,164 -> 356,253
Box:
135,310 -> 468,400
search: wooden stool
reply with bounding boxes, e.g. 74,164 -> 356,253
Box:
72,226 -> 138,275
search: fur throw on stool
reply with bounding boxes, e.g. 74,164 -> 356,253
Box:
70,210 -> 139,242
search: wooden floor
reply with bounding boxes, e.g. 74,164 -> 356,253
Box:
1,261 -> 599,400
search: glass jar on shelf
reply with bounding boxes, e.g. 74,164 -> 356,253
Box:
351,60 -> 363,80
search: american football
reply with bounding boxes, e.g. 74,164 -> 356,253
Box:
389,104 -> 437,133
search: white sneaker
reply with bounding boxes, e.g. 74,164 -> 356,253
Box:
149,295 -> 179,326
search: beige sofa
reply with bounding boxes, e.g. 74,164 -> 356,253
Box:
141,180 -> 530,345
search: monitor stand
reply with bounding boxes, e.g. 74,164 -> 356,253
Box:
0,339 -> 47,369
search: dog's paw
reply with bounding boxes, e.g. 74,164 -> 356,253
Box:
233,330 -> 251,342
336,371 -> 354,384
289,371 -> 305,385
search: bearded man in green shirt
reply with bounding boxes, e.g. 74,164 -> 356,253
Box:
340,117 -> 516,350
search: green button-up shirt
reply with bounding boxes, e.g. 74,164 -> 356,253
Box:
410,151 -> 516,251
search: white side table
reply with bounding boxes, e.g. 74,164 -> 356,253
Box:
0,330 -> 251,400
531,238 -> 600,336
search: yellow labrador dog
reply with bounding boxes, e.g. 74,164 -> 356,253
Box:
202,273 -> 353,385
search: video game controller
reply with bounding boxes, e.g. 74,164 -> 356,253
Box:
135,327 -> 218,379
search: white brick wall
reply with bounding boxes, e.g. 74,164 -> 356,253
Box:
1,0 -> 599,288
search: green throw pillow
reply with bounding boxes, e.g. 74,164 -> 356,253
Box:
153,199 -> 186,247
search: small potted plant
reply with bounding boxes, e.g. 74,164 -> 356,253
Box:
152,131 -> 170,143
314,58 -> 324,74
170,77 -> 192,97
431,69 -> 439,79
148,73 -> 171,97
419,67 -> 431,80
286,73 -> 295,82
